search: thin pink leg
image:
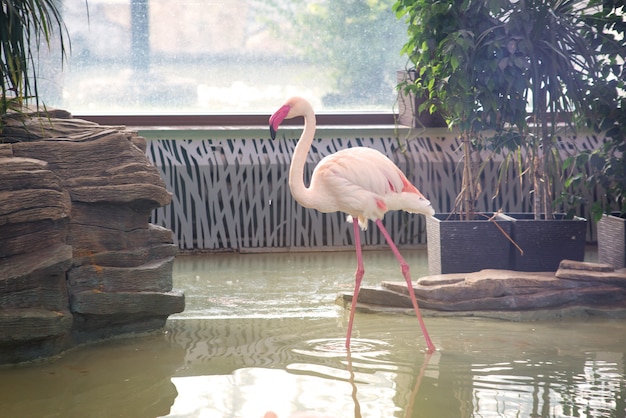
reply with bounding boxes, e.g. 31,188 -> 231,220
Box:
376,219 -> 436,352
346,220 -> 365,349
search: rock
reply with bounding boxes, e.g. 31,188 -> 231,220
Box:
0,143 -> 12,157
68,222 -> 174,253
67,257 -> 176,293
0,109 -> 184,364
72,244 -> 178,268
0,244 -> 73,313
0,157 -> 71,259
0,244 -> 74,363
0,219 -> 69,258
558,259 -> 614,272
11,130 -> 171,207
0,309 -> 74,364
70,290 -> 185,317
1,110 -> 116,143
0,188 -> 70,224
337,260 -> 626,320
556,266 -> 626,285
0,308 -> 72,342
345,287 -> 413,308
0,157 -> 61,191
555,259 -> 626,290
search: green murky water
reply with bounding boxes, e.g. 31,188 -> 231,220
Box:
1,249 -> 624,418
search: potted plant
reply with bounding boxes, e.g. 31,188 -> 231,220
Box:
496,0 -> 626,271
394,0 -> 528,274
565,87 -> 626,268
593,136 -> 626,269
566,1 -> 626,269
394,0 -> 623,272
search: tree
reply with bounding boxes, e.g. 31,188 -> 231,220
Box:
0,0 -> 71,116
501,0 -> 624,219
394,0 -> 626,219
393,0 -> 517,219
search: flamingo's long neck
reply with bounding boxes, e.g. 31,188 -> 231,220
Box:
288,108 -> 317,209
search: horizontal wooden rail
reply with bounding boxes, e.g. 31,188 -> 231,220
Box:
75,113 -> 398,127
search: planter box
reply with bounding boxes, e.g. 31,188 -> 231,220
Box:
426,213 -> 514,275
397,70 -> 447,128
426,213 -> 587,275
507,213 -> 587,272
597,213 -> 626,269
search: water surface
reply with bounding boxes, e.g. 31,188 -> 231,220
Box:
1,249 -> 624,418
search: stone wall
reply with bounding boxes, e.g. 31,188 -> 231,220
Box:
0,109 -> 184,364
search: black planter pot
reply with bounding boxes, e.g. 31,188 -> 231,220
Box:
426,213 -> 514,275
426,213 -> 588,274
506,213 -> 587,272
597,213 -> 626,269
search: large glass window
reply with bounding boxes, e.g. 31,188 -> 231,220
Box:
37,0 -> 408,115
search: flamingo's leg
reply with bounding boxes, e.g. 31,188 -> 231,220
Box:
346,220 -> 365,349
376,219 -> 436,352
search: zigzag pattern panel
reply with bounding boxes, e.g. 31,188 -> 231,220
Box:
147,133 -> 602,250
147,136 -> 432,250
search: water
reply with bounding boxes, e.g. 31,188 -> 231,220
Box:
1,249 -> 625,418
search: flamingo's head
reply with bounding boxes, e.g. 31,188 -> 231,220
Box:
269,96 -> 310,139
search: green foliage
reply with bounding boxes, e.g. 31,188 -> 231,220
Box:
394,0 -> 523,217
394,0 -> 626,219
559,1 -> 626,222
393,0 -> 521,133
0,0 -> 70,116
563,95 -> 626,222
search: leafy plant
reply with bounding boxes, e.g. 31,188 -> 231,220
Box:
393,0 -> 523,219
498,0 -> 624,220
564,0 -> 626,222
394,0 -> 626,220
0,0 -> 72,116
563,93 -> 626,222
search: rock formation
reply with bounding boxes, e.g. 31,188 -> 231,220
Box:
338,260 -> 626,320
0,109 -> 184,364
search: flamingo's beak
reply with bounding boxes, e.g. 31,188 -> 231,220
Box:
269,104 -> 291,140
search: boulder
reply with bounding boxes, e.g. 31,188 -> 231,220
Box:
0,109 -> 184,363
337,260 -> 626,320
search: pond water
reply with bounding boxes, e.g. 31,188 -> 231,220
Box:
1,248 -> 625,418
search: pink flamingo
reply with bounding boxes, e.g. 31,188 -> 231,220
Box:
269,96 -> 436,352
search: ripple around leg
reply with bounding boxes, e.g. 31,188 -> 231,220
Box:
292,338 -> 391,358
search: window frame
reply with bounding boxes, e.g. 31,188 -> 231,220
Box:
76,113 -> 398,128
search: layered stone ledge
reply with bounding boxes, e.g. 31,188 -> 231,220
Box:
337,260 -> 626,320
0,110 -> 184,364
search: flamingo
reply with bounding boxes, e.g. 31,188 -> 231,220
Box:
269,96 -> 436,352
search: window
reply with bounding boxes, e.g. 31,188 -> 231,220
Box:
38,0 -> 409,115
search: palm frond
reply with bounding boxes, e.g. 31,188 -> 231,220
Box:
0,0 -> 70,115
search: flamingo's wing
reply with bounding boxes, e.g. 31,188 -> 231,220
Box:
316,148 -> 408,193
309,147 -> 413,224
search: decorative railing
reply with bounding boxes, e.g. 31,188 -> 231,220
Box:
146,131 -> 601,250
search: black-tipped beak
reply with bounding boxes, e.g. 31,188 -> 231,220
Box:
269,104 -> 291,140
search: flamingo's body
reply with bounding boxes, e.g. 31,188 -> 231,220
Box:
269,96 -> 436,352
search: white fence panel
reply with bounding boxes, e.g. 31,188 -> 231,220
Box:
147,133 -> 601,250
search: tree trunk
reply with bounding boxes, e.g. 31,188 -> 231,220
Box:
533,148 -> 542,220
458,132 -> 477,219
